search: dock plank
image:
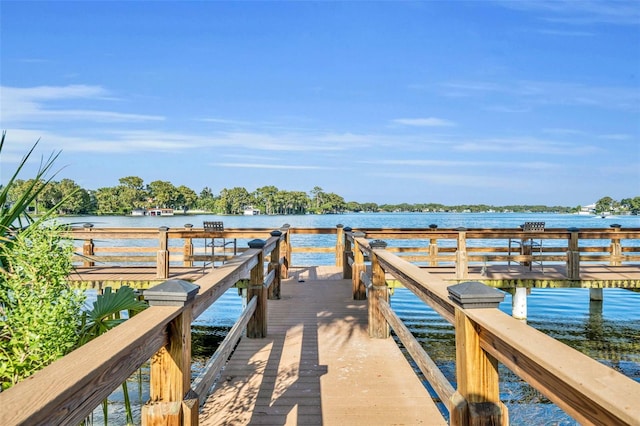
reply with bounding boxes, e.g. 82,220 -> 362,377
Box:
67,264 -> 640,290
200,267 -> 446,425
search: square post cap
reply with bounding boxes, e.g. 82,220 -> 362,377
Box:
144,279 -> 200,306
448,281 -> 504,309
369,239 -> 388,249
352,231 -> 366,238
248,239 -> 266,249
270,230 -> 283,237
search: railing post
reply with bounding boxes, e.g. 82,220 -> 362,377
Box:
429,224 -> 439,266
157,226 -> 170,279
447,282 -> 507,425
142,279 -> 200,426
352,231 -> 367,300
268,231 -> 282,299
609,224 -> 622,266
82,223 -> 95,267
183,223 -> 194,267
335,224 -> 344,268
280,224 -> 291,277
456,227 -> 469,279
247,239 -> 267,338
567,227 -> 580,280
343,227 -> 353,279
368,240 -> 389,339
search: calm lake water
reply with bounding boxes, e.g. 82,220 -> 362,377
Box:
65,213 -> 640,425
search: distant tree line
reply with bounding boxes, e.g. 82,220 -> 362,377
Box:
3,175 -> 639,216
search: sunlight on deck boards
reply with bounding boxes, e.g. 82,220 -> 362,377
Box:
200,266 -> 446,426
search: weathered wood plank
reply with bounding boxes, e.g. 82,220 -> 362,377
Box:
469,307 -> 640,425
0,306 -> 180,426
200,269 -> 446,426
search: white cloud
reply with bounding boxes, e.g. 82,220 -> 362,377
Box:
211,162 -> 326,170
453,137 -> 599,155
392,117 -> 456,127
599,134 -> 632,141
498,0 -> 640,26
538,29 -> 594,36
361,158 -> 558,170
440,80 -> 640,112
370,171 -> 521,190
0,85 -> 164,124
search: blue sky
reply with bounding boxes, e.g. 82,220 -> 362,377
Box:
1,1 -> 639,206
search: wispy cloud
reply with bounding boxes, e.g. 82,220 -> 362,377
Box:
0,85 -> 164,123
361,158 -> 558,171
498,0 -> 640,26
453,137 -> 599,155
0,126 -> 383,158
392,117 -> 456,127
211,162 -> 325,170
370,171 -> 522,190
196,117 -> 255,126
538,29 -> 594,37
439,80 -> 640,112
599,134 -> 633,141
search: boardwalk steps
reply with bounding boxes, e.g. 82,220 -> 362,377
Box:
200,266 -> 446,425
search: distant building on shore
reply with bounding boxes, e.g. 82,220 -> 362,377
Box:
243,206 -> 260,215
577,203 -> 596,215
131,207 -> 175,216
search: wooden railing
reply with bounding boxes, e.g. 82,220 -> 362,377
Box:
347,232 -> 640,425
0,229 -> 287,425
68,224 -> 293,278
1,225 -> 639,425
347,226 -> 640,279
68,224 -> 640,281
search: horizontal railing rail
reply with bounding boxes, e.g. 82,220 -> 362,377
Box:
2,224 -> 638,425
0,229 -> 287,425
68,226 -> 640,282
350,234 -> 640,425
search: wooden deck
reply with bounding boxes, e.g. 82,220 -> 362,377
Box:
67,266 -> 206,289
199,266 -> 447,426
67,263 -> 640,290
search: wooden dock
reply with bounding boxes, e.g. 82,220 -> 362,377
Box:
4,225 -> 639,425
199,266 -> 447,425
67,264 -> 640,290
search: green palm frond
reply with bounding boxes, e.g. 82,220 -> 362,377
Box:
0,131 -> 63,234
78,287 -> 148,346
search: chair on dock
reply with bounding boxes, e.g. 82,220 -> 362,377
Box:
509,221 -> 545,272
203,221 -> 236,270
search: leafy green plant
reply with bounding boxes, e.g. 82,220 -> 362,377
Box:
0,223 -> 85,390
78,286 -> 148,425
78,286 -> 148,345
0,131 -> 62,231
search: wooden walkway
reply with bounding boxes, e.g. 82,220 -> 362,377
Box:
67,264 -> 640,290
67,266 -> 206,289
199,266 -> 447,426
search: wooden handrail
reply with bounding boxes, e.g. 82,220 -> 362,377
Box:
377,297 -> 455,404
2,225 -> 638,425
68,226 -> 640,283
0,230 -> 287,426
0,305 -> 180,425
358,238 -> 640,425
191,295 -> 258,404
